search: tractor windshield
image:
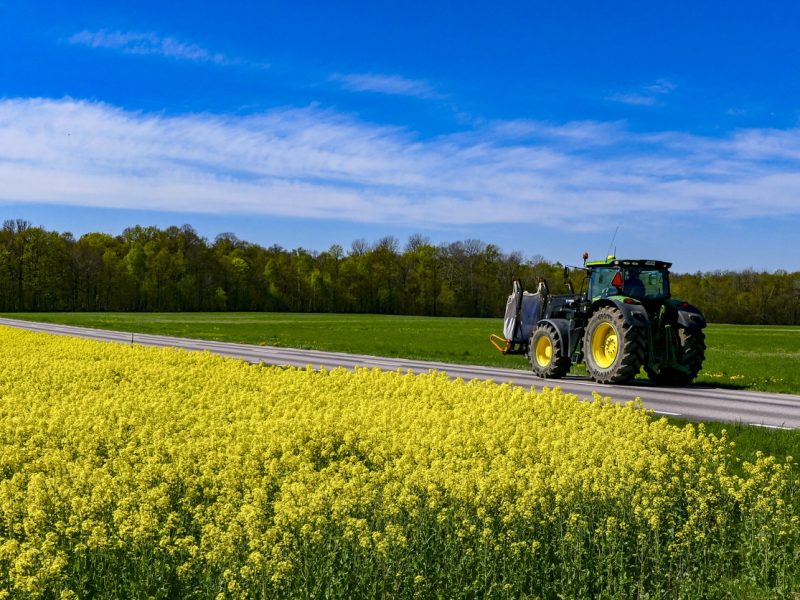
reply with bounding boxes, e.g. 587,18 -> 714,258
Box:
590,267 -> 670,301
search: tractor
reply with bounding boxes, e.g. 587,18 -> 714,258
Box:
490,254 -> 706,384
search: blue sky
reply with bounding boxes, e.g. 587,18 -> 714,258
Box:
1,1 -> 799,272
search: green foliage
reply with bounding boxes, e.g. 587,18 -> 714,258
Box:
1,221 -> 568,317
4,219 -> 797,324
672,270 -> 800,325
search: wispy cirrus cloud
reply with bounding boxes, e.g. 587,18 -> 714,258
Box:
331,72 -> 443,99
608,78 -> 676,106
1,98 -> 800,230
68,29 -> 264,68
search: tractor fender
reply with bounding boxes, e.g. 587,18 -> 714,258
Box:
592,299 -> 650,329
537,318 -> 575,357
677,304 -> 707,329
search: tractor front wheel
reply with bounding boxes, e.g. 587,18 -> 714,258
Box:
584,306 -> 646,384
529,323 -> 571,379
646,327 -> 706,385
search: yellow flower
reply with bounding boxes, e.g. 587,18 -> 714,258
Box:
0,325 -> 795,598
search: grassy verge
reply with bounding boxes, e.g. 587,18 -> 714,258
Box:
667,417 -> 798,468
3,312 -> 799,394
700,323 -> 800,394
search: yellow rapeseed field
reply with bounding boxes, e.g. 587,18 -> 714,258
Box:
0,326 -> 797,598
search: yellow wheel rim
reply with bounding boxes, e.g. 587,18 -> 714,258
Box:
534,335 -> 553,368
591,322 -> 618,369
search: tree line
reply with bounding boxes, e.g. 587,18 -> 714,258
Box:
0,219 -> 797,324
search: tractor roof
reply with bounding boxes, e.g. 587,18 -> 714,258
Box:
585,257 -> 673,270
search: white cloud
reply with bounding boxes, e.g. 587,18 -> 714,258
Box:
1,98 -> 799,229
68,30 -> 261,68
331,73 -> 442,99
483,119 -> 625,145
644,79 -> 677,95
607,93 -> 658,106
608,78 -> 676,106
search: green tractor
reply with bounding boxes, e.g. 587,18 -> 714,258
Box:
490,254 -> 706,384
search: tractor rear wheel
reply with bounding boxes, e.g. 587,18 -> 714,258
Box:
584,306 -> 646,384
646,327 -> 706,385
529,323 -> 571,379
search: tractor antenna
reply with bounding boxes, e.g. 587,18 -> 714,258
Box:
606,226 -> 619,259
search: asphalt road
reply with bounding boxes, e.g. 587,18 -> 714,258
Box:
2,317 -> 799,429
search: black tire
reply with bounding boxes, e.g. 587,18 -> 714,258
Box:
645,327 -> 706,385
528,323 -> 571,379
583,306 -> 646,384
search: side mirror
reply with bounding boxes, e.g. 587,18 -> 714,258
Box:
563,266 -> 571,280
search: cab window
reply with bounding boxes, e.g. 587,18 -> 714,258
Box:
636,269 -> 669,299
589,267 -> 619,299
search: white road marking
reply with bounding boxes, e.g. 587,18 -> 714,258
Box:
652,410 -> 681,416
360,359 -> 401,368
749,423 -> 792,430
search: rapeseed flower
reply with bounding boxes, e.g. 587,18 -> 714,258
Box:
0,326 -> 796,598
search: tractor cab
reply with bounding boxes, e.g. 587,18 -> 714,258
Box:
586,258 -> 672,303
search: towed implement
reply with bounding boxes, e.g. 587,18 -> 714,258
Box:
490,254 -> 706,384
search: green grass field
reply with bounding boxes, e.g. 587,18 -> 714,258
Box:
4,312 -> 800,394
